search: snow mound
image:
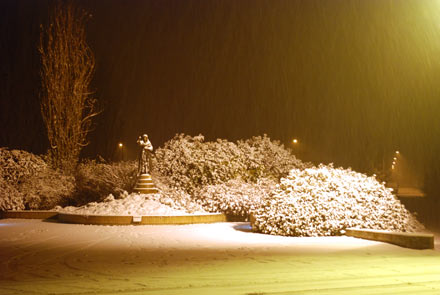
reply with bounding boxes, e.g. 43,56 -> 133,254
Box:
58,192 -> 207,216
252,164 -> 424,237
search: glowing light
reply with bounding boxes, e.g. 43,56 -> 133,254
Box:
395,151 -> 400,154
292,139 -> 298,144
118,143 -> 123,148
393,157 -> 397,160
392,161 -> 396,165
392,165 -> 395,169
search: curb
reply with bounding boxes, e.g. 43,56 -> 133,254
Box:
1,210 -> 227,225
1,210 -> 58,220
346,228 -> 434,250
58,212 -> 226,225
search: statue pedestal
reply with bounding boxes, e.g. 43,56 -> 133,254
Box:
133,174 -> 159,194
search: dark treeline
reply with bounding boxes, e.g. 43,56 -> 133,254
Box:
1,0 -> 439,197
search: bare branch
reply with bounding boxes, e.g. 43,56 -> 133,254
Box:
39,1 -> 98,173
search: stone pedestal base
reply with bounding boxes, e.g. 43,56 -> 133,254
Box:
133,174 -> 159,194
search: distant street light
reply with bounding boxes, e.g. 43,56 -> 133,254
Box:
118,143 -> 124,161
292,139 -> 298,144
395,151 -> 400,154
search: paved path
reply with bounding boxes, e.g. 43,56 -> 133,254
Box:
1,219 -> 440,294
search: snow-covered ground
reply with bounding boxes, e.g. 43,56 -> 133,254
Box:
58,193 -> 206,216
1,219 -> 440,294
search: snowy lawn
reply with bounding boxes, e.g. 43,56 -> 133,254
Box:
1,219 -> 440,295
58,193 -> 206,216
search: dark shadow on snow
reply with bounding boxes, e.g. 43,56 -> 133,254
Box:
233,222 -> 253,233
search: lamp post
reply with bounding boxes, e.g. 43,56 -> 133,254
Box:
392,150 -> 400,190
291,138 -> 300,158
118,142 -> 124,161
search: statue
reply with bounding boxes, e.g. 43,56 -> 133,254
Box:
137,134 -> 153,175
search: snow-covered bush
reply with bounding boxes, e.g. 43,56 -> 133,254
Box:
20,169 -> 75,210
237,135 -> 309,182
252,164 -> 424,236
74,160 -> 138,205
0,148 -> 47,184
0,148 -> 74,211
0,178 -> 24,211
153,134 -> 306,194
195,178 -> 276,220
151,173 -> 205,213
153,134 -> 245,193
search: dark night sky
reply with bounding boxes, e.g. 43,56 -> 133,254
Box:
1,0 -> 440,189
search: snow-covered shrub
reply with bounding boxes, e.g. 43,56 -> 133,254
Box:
195,178 -> 276,220
20,169 -> 75,210
153,134 -> 306,194
252,164 -> 424,236
151,173 -> 205,213
153,134 -> 246,193
0,148 -> 47,184
237,135 -> 309,181
74,160 -> 137,205
0,178 -> 24,211
0,148 -> 76,211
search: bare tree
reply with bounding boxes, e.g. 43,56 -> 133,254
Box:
39,1 -> 97,172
